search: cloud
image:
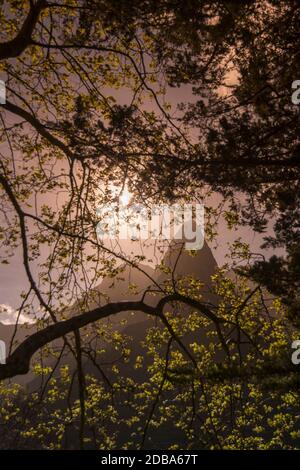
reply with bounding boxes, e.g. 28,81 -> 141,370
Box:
0,304 -> 36,325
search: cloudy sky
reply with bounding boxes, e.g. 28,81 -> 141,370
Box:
0,303 -> 35,325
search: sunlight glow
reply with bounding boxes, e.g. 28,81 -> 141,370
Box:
119,185 -> 132,206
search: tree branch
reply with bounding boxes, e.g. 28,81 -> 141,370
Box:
2,100 -> 74,159
0,0 -> 48,61
0,294 -> 200,381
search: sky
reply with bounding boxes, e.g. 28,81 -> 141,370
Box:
0,53 -> 277,324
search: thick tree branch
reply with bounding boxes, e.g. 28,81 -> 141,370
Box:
0,0 -> 48,61
0,294 -> 201,381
